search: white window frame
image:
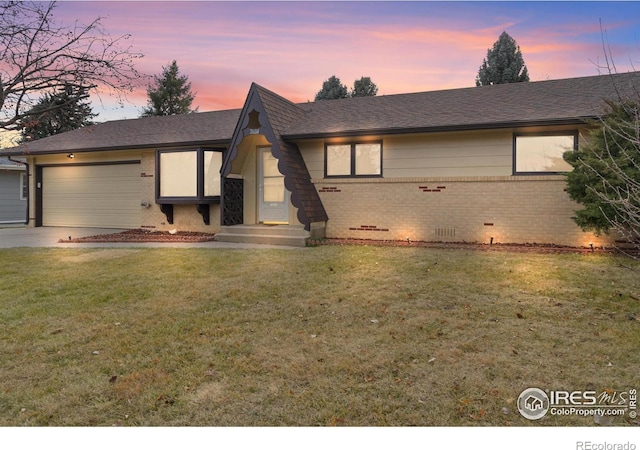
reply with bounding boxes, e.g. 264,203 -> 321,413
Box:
20,172 -> 28,200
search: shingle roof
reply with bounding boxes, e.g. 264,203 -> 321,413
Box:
0,157 -> 25,169
2,71 -> 639,158
283,72 -> 640,138
251,84 -> 328,225
221,83 -> 328,228
0,109 -> 240,156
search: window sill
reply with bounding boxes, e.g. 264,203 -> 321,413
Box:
156,197 -> 220,205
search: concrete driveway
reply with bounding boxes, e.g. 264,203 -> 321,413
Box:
0,227 -> 298,249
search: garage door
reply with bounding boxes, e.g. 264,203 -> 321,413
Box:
42,163 -> 141,228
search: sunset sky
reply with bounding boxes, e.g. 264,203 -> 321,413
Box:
51,1 -> 640,121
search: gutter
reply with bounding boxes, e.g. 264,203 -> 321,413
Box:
7,156 -> 29,225
282,117 -> 596,141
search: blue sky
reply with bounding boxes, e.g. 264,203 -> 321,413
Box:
50,1 -> 640,121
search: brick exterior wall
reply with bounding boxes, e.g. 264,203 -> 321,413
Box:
314,176 -> 611,247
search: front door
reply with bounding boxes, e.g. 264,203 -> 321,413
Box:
258,147 -> 289,224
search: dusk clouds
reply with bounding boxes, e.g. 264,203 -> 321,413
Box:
52,1 -> 640,121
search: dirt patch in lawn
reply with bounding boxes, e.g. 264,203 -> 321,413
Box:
59,228 -> 216,243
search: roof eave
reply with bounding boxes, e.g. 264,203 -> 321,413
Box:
282,117 -> 596,141
0,139 -> 232,157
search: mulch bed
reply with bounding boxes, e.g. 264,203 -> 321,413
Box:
59,228 -> 632,255
309,238 -> 617,254
59,229 -> 216,243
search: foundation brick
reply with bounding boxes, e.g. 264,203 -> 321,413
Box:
315,176 -> 611,247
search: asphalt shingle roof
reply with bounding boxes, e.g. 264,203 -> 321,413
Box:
2,71 -> 639,157
0,109 -> 240,156
251,84 -> 328,225
283,72 -> 640,138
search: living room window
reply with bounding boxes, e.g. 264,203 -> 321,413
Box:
156,148 -> 223,203
514,132 -> 576,174
325,142 -> 382,177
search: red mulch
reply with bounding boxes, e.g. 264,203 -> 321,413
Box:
58,228 -> 631,255
59,229 -> 216,243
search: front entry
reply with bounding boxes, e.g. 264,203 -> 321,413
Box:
258,147 -> 289,224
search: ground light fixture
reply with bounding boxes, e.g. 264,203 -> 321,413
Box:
590,242 -> 594,253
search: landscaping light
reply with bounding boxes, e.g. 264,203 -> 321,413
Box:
590,242 -> 594,253
67,153 -> 75,159
490,237 -> 494,247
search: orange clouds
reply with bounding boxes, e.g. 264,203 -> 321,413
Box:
50,2 -> 640,120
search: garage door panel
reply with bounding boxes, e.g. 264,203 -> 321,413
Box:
42,164 -> 141,228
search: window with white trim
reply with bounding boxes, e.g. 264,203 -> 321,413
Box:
325,142 -> 382,177
20,173 -> 28,200
514,133 -> 576,174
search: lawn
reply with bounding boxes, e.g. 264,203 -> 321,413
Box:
0,245 -> 638,426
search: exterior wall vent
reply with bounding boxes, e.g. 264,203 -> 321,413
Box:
435,227 -> 456,238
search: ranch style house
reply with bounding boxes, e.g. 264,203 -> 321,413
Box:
1,71 -> 639,247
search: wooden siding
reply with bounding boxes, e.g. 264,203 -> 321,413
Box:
298,126 -> 589,180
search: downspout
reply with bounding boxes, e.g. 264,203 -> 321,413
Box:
7,156 -> 28,225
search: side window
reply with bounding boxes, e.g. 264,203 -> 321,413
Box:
325,142 -> 382,177
20,173 -> 28,200
514,133 -> 576,174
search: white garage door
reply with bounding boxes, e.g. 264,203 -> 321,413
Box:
43,163 -> 141,228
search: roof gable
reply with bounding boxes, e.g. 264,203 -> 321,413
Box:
222,83 -> 327,228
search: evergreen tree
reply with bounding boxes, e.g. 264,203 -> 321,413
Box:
18,85 -> 96,143
564,100 -> 640,241
141,60 -> 197,116
315,75 -> 349,101
351,77 -> 378,97
476,31 -> 530,86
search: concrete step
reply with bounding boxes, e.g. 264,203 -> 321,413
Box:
215,225 -> 310,247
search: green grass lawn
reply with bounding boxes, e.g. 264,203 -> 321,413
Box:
0,245 -> 638,426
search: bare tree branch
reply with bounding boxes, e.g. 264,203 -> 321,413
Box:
0,0 -> 146,130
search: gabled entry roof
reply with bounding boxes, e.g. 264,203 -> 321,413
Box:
222,83 -> 328,228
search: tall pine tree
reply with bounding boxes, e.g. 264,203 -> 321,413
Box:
476,31 -> 530,86
141,60 -> 197,116
18,85 -> 96,143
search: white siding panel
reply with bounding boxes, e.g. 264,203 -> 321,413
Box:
43,164 -> 141,228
